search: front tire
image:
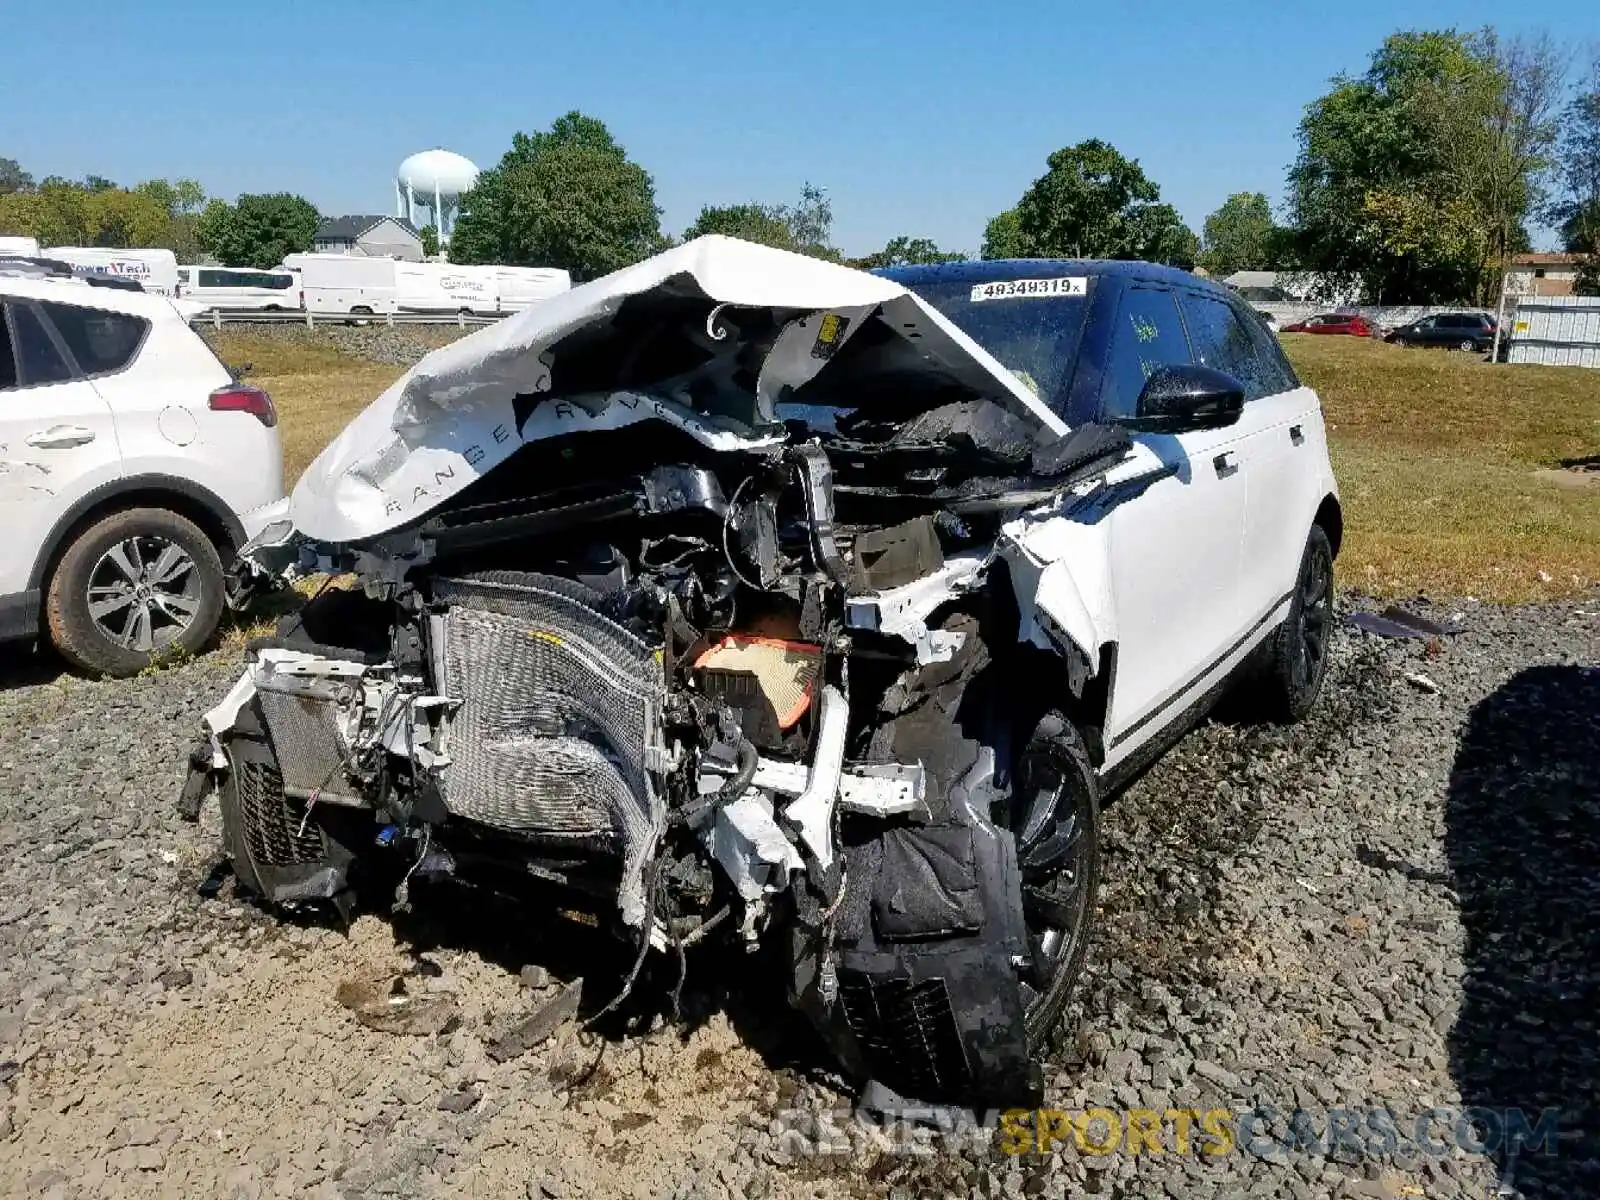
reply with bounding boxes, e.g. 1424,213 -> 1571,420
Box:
1261,525 -> 1335,723
45,507 -> 225,676
1004,711 -> 1102,1048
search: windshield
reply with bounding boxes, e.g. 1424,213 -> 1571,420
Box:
897,274 -> 1093,413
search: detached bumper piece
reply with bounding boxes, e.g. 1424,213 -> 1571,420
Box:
828,820 -> 1041,1110
219,701 -> 359,908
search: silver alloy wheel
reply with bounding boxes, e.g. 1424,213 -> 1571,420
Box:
85,536 -> 202,652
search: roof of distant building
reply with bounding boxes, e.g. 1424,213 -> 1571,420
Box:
1511,252 -> 1580,267
315,215 -> 421,241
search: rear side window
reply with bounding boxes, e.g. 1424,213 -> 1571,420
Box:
41,301 -> 148,376
1101,286 -> 1191,419
1179,292 -> 1294,401
8,303 -> 75,387
0,309 -> 17,390
1238,305 -> 1299,394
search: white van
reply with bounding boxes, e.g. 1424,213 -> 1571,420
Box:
396,262 -> 499,315
0,236 -> 41,258
178,266 -> 302,311
296,254 -> 398,316
42,247 -> 180,297
492,266 -> 571,313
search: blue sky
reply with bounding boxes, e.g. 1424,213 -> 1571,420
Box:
5,0 -> 1595,254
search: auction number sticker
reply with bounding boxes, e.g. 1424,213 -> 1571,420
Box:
970,277 -> 1087,302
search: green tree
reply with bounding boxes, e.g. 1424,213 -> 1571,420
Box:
450,111 -> 662,279
1288,30 -> 1562,303
784,183 -> 838,259
198,193 -> 319,268
681,184 -> 841,260
1552,57 -> 1600,294
1200,192 -> 1278,276
849,235 -> 966,269
683,203 -> 795,249
17,180 -> 90,245
1002,139 -> 1199,265
981,209 -> 1026,259
0,157 -> 32,195
134,178 -> 208,259
419,224 -> 440,257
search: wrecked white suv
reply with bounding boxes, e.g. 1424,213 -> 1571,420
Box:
179,237 -> 1340,1109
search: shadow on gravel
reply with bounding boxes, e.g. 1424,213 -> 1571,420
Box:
1446,664 -> 1600,1198
345,873 -> 830,1088
0,644 -> 68,691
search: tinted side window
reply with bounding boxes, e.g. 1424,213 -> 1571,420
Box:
1178,292 -> 1282,401
198,269 -> 230,288
1184,292 -> 1292,401
1236,303 -> 1299,394
41,302 -> 147,376
1101,286 -> 1191,419
0,308 -> 18,390
9,303 -> 75,387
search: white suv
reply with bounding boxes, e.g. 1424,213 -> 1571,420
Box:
0,274 -> 286,675
187,239 -> 1339,1109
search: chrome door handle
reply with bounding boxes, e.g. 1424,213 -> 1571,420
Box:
1213,451 -> 1239,478
25,425 -> 96,449
1289,424 -> 1305,446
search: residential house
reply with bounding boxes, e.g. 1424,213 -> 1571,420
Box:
312,215 -> 424,262
1507,253 -> 1583,298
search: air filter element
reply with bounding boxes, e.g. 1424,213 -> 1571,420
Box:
694,637 -> 822,731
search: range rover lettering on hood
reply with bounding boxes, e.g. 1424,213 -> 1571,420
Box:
289,235 -> 1067,544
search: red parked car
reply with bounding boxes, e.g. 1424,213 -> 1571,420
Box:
1281,313 -> 1374,337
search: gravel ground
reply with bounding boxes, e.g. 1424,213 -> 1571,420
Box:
197,321 -> 472,368
0,595 -> 1594,1199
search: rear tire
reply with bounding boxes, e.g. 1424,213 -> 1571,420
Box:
1459,339 -> 1476,352
45,507 -> 225,677
1003,710 -> 1101,1049
1260,525 -> 1335,723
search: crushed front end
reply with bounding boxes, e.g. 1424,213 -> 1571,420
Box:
180,238 -> 1130,1111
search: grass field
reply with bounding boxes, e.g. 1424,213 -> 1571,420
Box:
211,329 -> 1600,603
1283,336 -> 1598,601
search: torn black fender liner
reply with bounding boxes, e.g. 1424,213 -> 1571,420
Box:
822,818 -> 1040,1110
218,700 -> 357,905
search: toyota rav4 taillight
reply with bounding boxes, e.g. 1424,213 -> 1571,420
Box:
208,383 -> 277,428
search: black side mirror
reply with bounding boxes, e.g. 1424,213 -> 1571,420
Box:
1125,364 -> 1244,434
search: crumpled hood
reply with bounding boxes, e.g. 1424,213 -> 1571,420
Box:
290,235 -> 1068,544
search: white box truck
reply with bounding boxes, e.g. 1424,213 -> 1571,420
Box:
42,246 -> 180,296
396,262 -> 500,315
493,266 -> 571,312
0,236 -> 41,258
296,254 -> 398,316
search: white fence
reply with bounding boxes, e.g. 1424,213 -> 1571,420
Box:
186,309 -> 502,330
1506,296 -> 1600,368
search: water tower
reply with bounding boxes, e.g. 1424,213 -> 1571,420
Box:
396,149 -> 479,248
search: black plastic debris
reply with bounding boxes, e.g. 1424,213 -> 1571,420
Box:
485,978 -> 584,1062
1348,605 -> 1465,639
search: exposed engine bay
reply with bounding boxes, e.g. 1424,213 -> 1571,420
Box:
182,238 -> 1138,1110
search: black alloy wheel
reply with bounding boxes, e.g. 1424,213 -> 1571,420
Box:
1004,710 -> 1101,1047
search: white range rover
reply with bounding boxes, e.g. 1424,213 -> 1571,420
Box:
0,271 -> 286,675
183,237 -> 1339,1109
